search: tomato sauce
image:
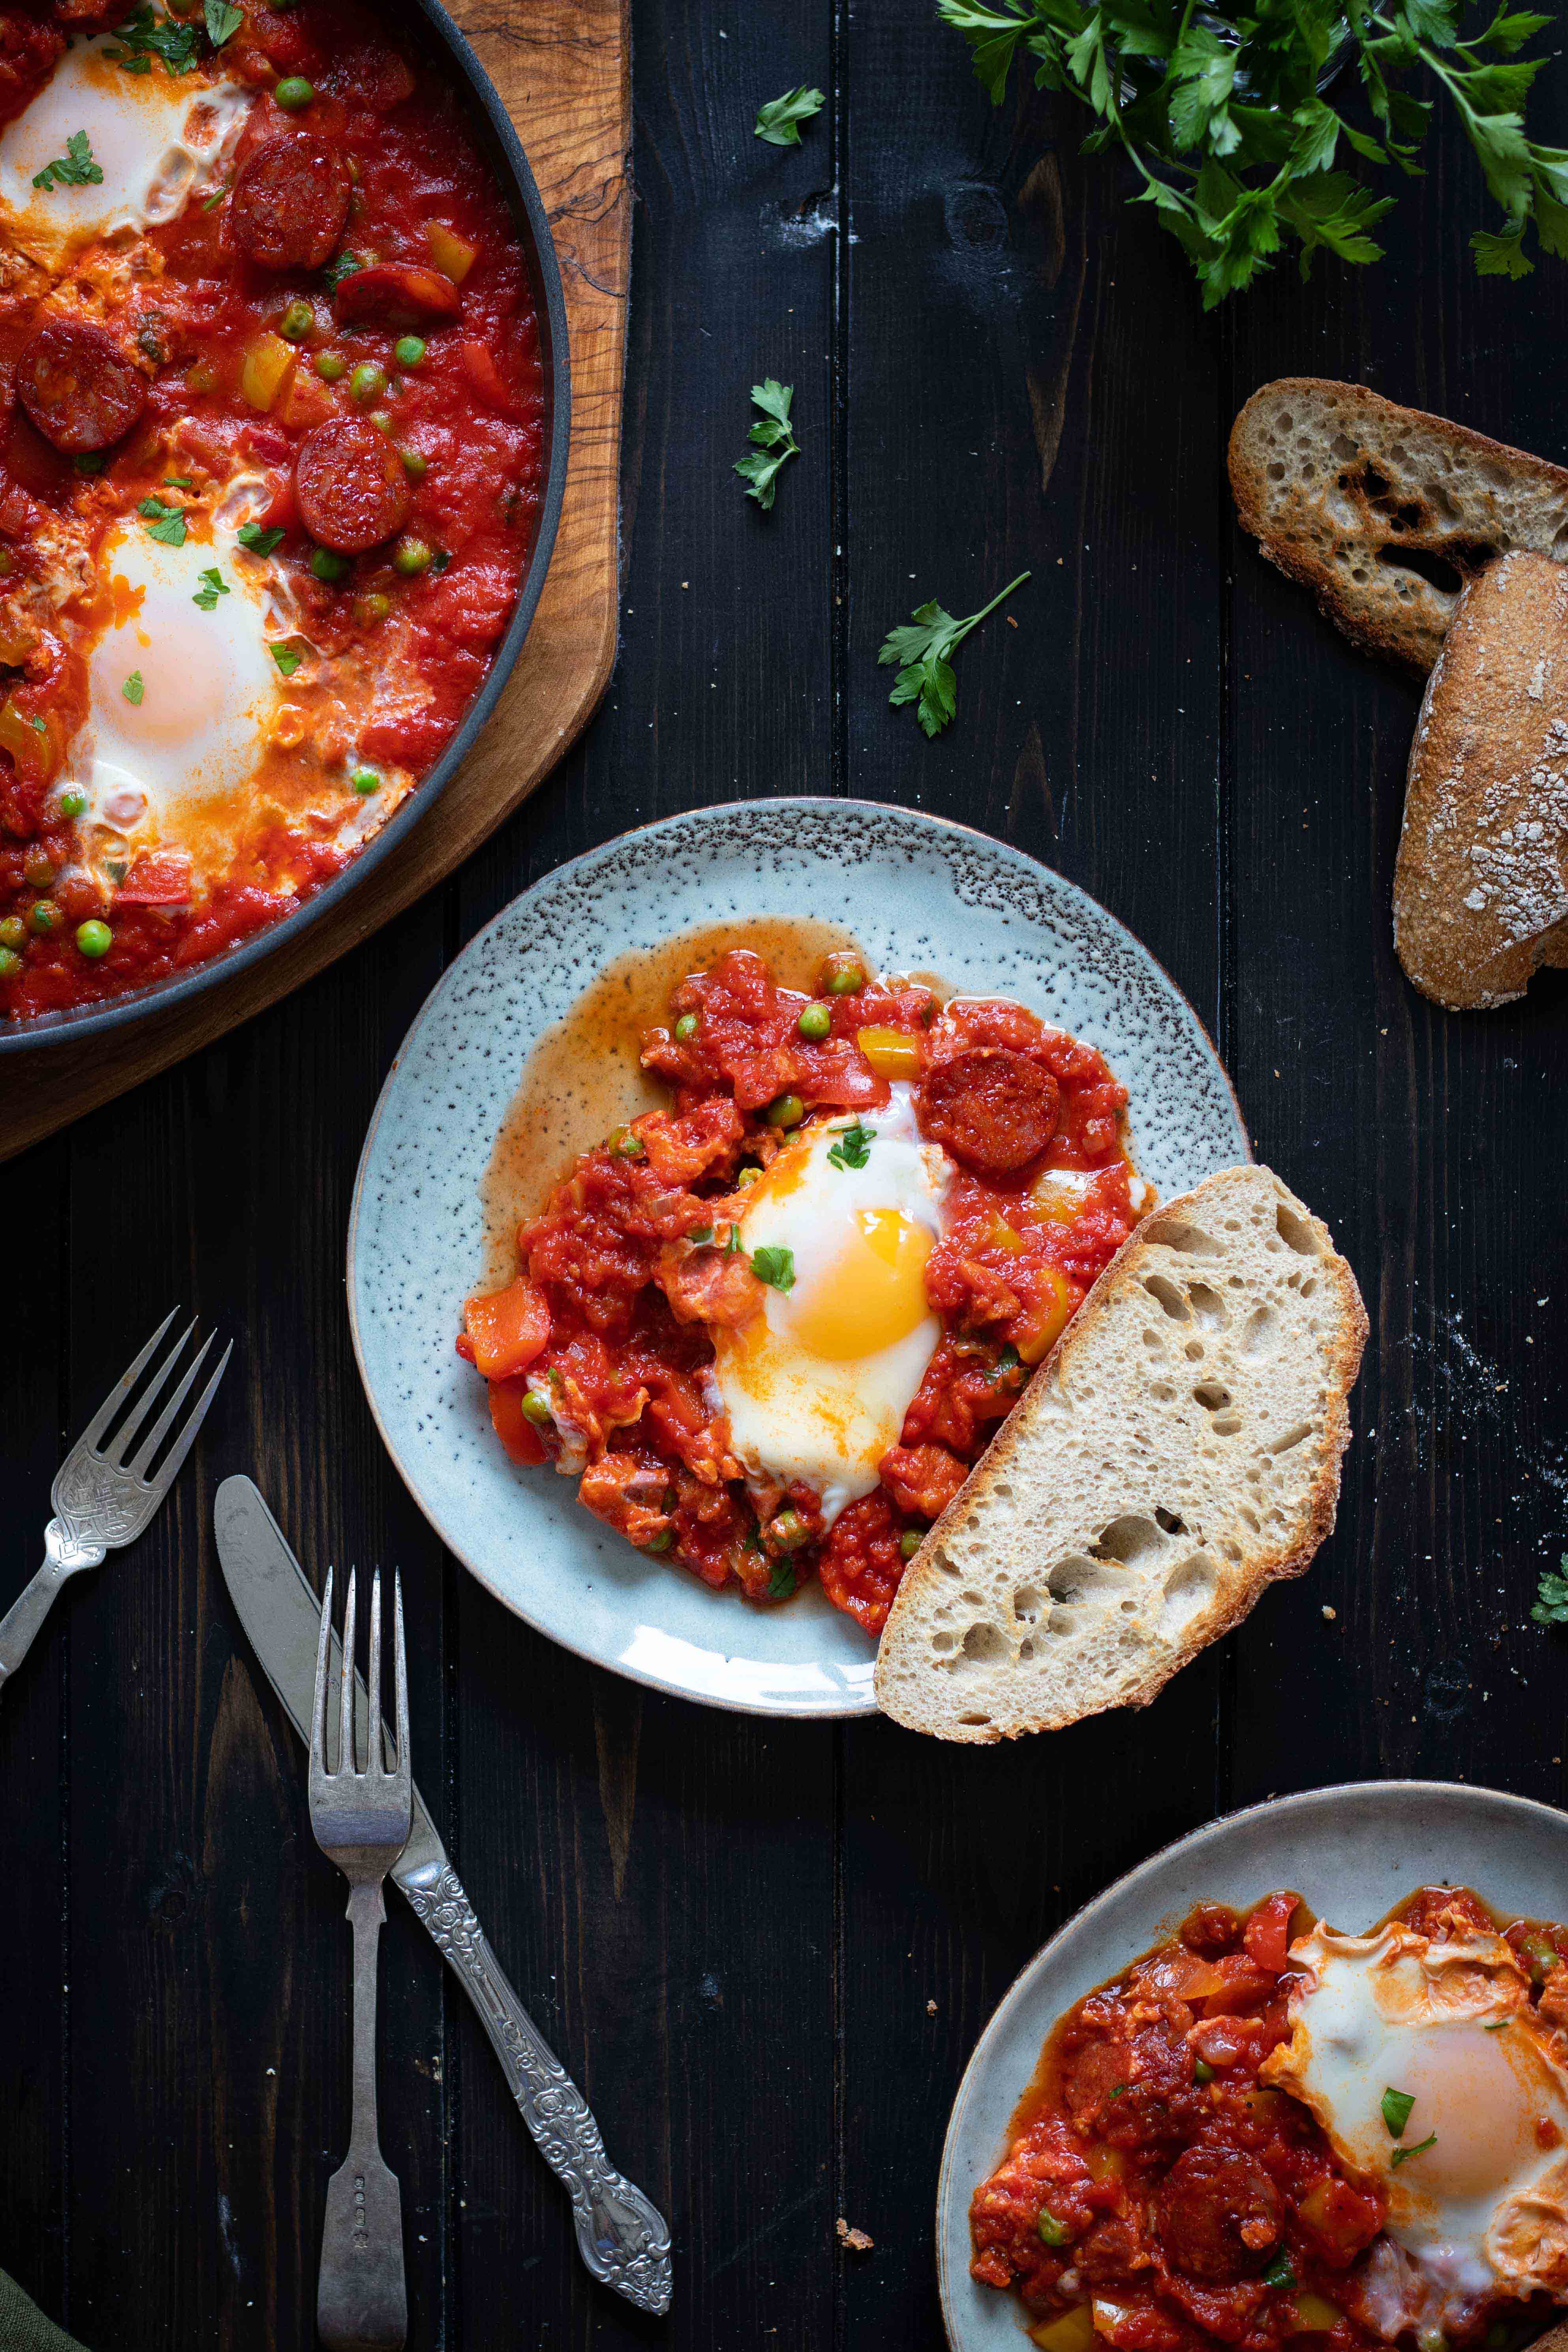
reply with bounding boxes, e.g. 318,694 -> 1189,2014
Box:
460,944 -> 1144,1635
0,0 -> 545,1020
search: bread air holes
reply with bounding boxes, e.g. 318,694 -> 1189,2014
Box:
1161,1552 -> 1217,1635
1143,1273 -> 1190,1322
1275,1203 -> 1322,1256
1012,1584 -> 1045,1626
1192,1382 -> 1240,1437
1091,1514 -> 1169,1569
1240,1304 -> 1277,1358
1269,1419 -> 1314,1455
958,1620 -> 1007,1666
1185,1282 -> 1228,1330
1142,1216 -> 1222,1260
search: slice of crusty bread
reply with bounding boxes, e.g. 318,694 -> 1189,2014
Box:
1228,378 -> 1568,674
873,1166 -> 1367,1744
1394,550 -> 1568,1010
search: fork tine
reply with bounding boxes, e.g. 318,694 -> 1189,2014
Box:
77,1308 -> 180,1452
100,1320 -> 195,1467
141,1339 -> 232,1501
392,1570 -> 410,1794
339,1565 -> 357,1777
311,1565 -> 335,1776
367,1567 -> 383,1776
124,1329 -> 214,1481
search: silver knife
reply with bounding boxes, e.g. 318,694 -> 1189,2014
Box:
213,1473 -> 673,2317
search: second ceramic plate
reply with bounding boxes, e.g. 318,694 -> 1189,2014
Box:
347,798 -> 1249,1716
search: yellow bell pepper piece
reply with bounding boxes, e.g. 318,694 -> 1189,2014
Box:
240,331 -> 295,412
0,696 -> 58,784
1031,2307 -> 1097,2352
424,220 -> 476,283
1016,1266 -> 1075,1364
856,1025 -> 921,1080
1290,2294 -> 1342,2335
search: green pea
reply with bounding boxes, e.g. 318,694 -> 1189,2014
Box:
826,961 -> 865,996
797,1002 -> 831,1042
279,298 -> 315,343
899,1528 -> 923,1561
314,351 -> 348,383
674,1011 -> 699,1042
356,593 -> 391,625
736,1165 -> 761,1187
393,536 -> 434,577
369,410 -> 393,434
0,946 -> 20,979
1193,2058 -> 1215,2083
274,75 -> 315,110
1036,2211 -> 1071,2249
349,361 -> 387,406
27,899 -> 60,936
56,787 -> 87,821
75,918 -> 112,960
765,1092 -> 804,1128
610,1127 -> 644,1158
310,547 -> 349,584
350,765 -> 380,795
520,1391 -> 553,1430
640,1530 -> 673,1555
23,847 -> 54,889
0,915 -> 24,951
73,451 -> 106,475
393,334 -> 426,370
400,447 -> 428,479
770,1508 -> 810,1551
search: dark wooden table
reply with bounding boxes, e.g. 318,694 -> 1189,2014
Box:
5,3 -> 1568,2344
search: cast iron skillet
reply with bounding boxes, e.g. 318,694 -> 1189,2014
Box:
0,0 -> 571,1057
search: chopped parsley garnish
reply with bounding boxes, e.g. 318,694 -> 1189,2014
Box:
270,643 -> 303,677
137,496 -> 186,547
1036,2210 -> 1071,2249
725,1222 -> 742,1255
751,1245 -> 796,1293
827,1120 -> 876,1171
202,175 -> 231,212
204,0 -> 243,45
163,474 -> 193,489
429,546 -> 451,575
192,565 -> 228,611
1532,1557 -> 1568,1625
122,671 -> 144,705
687,1226 -> 714,1246
1381,2087 -> 1416,2137
32,131 -> 103,192
1260,2252 -> 1296,2290
1390,2132 -> 1438,2168
754,85 -> 825,146
991,1341 -> 1023,1384
323,250 -> 364,291
879,571 -> 1030,738
767,1562 -> 797,1601
238,522 -> 284,557
734,379 -> 799,510
109,6 -> 201,74
1484,2018 -> 1511,2031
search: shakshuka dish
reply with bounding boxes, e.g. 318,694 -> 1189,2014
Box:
972,1886 -> 1568,2352
457,945 -> 1147,1635
0,0 -> 546,1020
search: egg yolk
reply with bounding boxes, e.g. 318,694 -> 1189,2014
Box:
788,1207 -> 933,1360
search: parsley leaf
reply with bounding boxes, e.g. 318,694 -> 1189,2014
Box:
827,1120 -> 877,1170
270,643 -> 304,676
323,251 -> 364,291
109,5 -> 201,73
767,1561 -> 798,1601
751,1245 -> 796,1292
122,671 -> 144,704
32,130 -> 104,192
238,522 -> 284,557
1390,2132 -> 1437,2168
1381,2086 -> 1416,2136
879,571 -> 1029,737
1260,2252 -> 1296,2290
137,496 -> 187,547
192,565 -> 229,611
754,85 -> 826,146
1532,1557 -> 1568,1625
687,1225 -> 714,1246
204,0 -> 243,44
734,379 -> 800,510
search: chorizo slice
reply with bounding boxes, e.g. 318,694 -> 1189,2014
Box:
293,415 -> 410,553
1156,2145 -> 1282,2281
230,133 -> 352,272
918,1047 -> 1061,1175
334,261 -> 461,333
16,317 -> 147,454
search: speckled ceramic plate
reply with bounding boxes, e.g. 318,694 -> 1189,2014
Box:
346,798 -> 1249,1717
938,1780 -> 1568,2352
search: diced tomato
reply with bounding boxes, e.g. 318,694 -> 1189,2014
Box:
463,1277 -> 550,1377
487,1376 -> 545,1465
1241,1888 -> 1301,1973
118,853 -> 193,907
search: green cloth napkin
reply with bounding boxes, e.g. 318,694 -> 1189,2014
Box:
0,2272 -> 86,2352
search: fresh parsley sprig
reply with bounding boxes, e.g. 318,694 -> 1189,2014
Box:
879,570 -> 1029,737
32,131 -> 103,192
1532,1556 -> 1568,1625
205,0 -> 243,45
939,0 -> 1568,299
734,379 -> 800,509
828,1121 -> 877,1170
751,1245 -> 796,1292
755,85 -> 826,145
109,5 -> 201,73
137,495 -> 187,548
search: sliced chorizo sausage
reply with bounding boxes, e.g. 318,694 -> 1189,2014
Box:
293,415 -> 409,553
16,317 -> 147,454
918,1047 -> 1061,1176
230,133 -> 352,272
333,261 -> 461,333
1156,2145 -> 1282,2281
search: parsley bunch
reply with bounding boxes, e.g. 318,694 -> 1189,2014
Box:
939,0 -> 1568,300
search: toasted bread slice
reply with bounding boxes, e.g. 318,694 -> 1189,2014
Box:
873,1166 -> 1366,1744
1228,378 -> 1568,673
1394,551 -> 1568,1010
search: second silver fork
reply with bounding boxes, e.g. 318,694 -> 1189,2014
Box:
310,1565 -> 412,2352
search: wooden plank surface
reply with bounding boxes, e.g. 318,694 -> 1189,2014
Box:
3,0 -> 1568,2347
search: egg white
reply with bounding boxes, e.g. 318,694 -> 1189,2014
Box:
0,36 -> 250,267
709,1090 -> 951,1525
1262,1918 -> 1568,2330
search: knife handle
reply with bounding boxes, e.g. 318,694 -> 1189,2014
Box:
400,1863 -> 672,2315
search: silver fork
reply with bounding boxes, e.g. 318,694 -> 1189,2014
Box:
310,1565 -> 412,2352
0,1309 -> 230,1698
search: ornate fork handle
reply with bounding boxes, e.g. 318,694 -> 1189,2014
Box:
0,1521 -> 106,1692
399,1860 -> 672,2314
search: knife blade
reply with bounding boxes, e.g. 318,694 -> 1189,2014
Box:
213,1474 -> 673,2316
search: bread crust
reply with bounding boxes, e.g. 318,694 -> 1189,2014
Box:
873,1167 -> 1367,1743
1228,378 -> 1568,674
1394,552 -> 1568,1010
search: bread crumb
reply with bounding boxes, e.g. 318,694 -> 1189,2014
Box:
926,1999 -> 938,2015
837,2221 -> 874,2252
1321,1604 -> 1337,1620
